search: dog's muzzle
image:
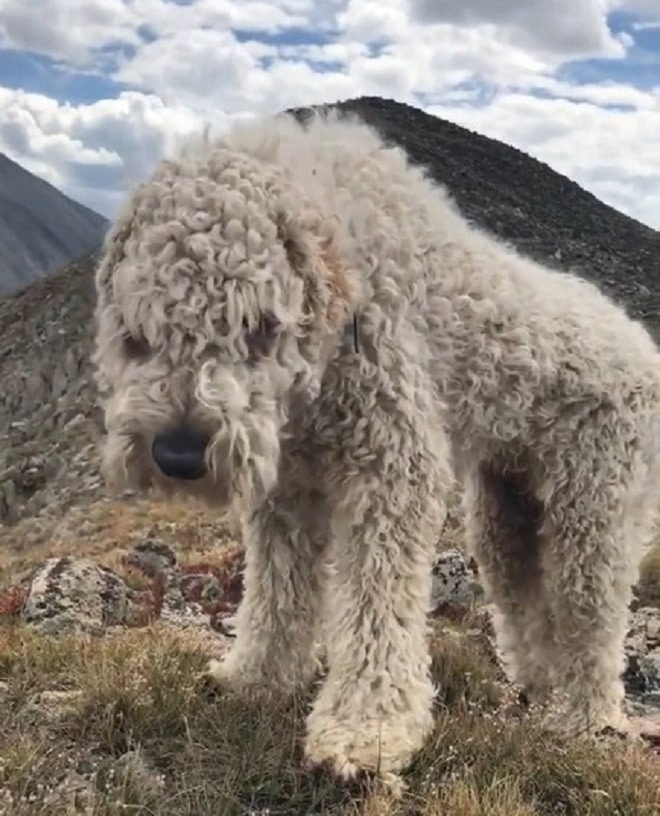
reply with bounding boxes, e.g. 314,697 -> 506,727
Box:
151,427 -> 209,480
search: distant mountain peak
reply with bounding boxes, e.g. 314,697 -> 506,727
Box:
0,152 -> 109,296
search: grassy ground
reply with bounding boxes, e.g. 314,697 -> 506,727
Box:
0,497 -> 658,815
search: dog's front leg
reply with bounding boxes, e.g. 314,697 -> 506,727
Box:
205,483 -> 328,694
303,429 -> 450,781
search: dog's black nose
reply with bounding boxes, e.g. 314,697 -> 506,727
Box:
152,427 -> 209,480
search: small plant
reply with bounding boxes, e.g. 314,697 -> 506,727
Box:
0,583 -> 28,620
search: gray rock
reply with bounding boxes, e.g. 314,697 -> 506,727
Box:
22,556 -> 130,635
40,770 -> 98,813
430,548 -> 473,612
25,689 -> 83,724
624,607 -> 660,705
159,581 -> 211,630
179,572 -> 224,602
111,748 -> 166,797
126,538 -> 177,577
64,412 -> 87,431
14,551 -> 230,660
624,695 -> 660,741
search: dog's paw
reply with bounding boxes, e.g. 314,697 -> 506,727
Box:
301,753 -> 376,792
301,751 -> 406,799
302,711 -> 427,791
194,658 -> 232,698
196,652 -> 310,697
196,654 -> 267,691
204,657 -> 231,684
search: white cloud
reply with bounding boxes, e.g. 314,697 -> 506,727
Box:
0,88 -> 206,215
532,77 -> 660,109
0,0 -> 316,68
0,0 -> 136,66
116,8 -> 565,114
408,0 -> 627,59
0,0 -> 658,234
611,0 -> 660,17
115,29 -> 276,113
129,0 -> 312,39
337,0 -> 411,42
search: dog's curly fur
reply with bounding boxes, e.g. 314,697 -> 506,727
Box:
93,108 -> 660,780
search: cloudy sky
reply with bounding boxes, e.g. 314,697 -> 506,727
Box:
0,0 -> 659,229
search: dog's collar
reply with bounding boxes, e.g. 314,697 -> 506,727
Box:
342,313 -> 360,353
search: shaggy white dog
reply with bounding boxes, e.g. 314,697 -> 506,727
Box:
93,108 -> 660,781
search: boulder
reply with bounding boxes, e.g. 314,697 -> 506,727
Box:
21,556 -> 131,635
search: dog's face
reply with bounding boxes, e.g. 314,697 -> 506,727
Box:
93,145 -> 355,507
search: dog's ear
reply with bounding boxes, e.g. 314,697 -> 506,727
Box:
277,207 -> 358,333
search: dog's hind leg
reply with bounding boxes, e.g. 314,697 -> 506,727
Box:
464,461 -> 554,705
533,412 -> 657,736
205,479 -> 329,694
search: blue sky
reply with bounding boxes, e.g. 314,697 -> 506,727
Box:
561,12 -> 660,89
0,0 -> 658,229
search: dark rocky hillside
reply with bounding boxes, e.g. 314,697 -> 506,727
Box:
2,95 -> 660,524
0,153 -> 109,295
291,97 -> 660,337
0,255 -> 103,524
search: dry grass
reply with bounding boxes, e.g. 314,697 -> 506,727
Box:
0,495 -> 241,587
0,497 -> 658,814
0,620 -> 658,815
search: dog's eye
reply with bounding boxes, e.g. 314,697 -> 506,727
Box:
244,313 -> 279,362
122,332 -> 151,360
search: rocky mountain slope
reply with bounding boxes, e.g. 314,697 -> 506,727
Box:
0,152 -> 109,295
0,255 -> 102,523
2,94 -> 660,525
